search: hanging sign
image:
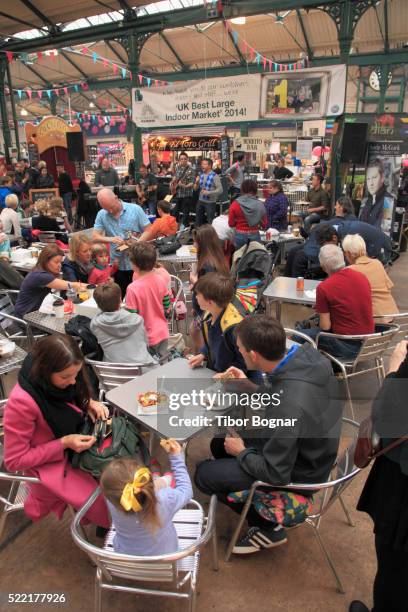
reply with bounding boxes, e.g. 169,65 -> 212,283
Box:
148,136 -> 221,151
296,138 -> 314,159
24,116 -> 82,154
233,137 -> 272,153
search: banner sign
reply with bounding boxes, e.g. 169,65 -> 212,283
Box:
368,141 -> 403,157
25,116 -> 81,154
346,114 -> 408,153
132,66 -> 346,128
233,136 -> 272,153
296,138 -> 313,159
148,136 -> 220,151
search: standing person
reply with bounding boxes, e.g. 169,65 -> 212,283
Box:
93,188 -> 151,296
300,174 -> 331,233
194,158 -> 223,226
61,233 -> 93,284
226,153 -> 246,200
189,224 -> 229,352
170,152 -> 195,230
94,157 -> 120,188
264,179 -> 289,231
1,194 -> 22,239
136,164 -> 158,216
36,166 -> 55,189
351,341 -> 408,612
56,165 -> 74,224
273,157 -> 293,181
4,334 -> 110,528
228,179 -> 266,249
359,161 -> 395,231
14,161 -> 30,195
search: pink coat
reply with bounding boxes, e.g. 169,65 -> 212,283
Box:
4,384 -> 109,528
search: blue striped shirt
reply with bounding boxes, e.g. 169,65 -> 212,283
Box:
94,201 -> 150,271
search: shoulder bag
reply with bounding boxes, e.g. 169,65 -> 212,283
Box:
354,415 -> 407,468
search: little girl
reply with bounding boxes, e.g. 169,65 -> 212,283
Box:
100,439 -> 192,556
88,243 -> 118,286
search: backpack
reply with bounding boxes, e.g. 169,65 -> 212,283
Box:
71,415 -> 150,479
65,314 -> 102,358
230,241 -> 274,315
155,235 -> 181,255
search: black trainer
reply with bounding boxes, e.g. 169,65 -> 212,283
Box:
233,525 -> 287,555
349,602 -> 369,612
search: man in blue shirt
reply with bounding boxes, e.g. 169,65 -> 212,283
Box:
93,188 -> 151,295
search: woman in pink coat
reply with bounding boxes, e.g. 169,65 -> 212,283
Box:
4,334 -> 110,528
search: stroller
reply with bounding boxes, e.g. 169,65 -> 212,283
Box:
230,241 -> 275,315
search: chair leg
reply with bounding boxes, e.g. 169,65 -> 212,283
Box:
225,491 -> 254,562
338,493 -> 354,527
309,522 -> 345,594
343,375 -> 354,421
189,584 -> 197,612
212,527 -> 219,571
0,509 -> 9,542
95,570 -> 102,612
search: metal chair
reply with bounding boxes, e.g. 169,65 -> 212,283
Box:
85,357 -> 157,402
225,418 -> 361,594
284,327 -> 317,349
0,399 -> 41,544
0,290 -> 45,348
71,490 -> 218,612
169,274 -> 188,335
374,312 -> 408,347
317,324 -> 399,419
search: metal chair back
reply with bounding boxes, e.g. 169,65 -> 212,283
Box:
168,274 -> 187,334
353,325 -> 399,368
0,290 -> 27,342
375,313 -> 408,346
85,357 -> 155,401
284,327 -> 317,349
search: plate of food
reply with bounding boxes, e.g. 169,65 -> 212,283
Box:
137,391 -> 168,415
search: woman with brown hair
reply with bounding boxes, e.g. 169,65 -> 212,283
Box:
264,179 -> 289,231
189,224 -> 229,351
14,244 -> 87,318
61,232 -> 93,284
4,334 -> 110,527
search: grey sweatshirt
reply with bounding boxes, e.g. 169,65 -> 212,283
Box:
198,172 -> 223,203
90,309 -> 157,365
236,194 -> 266,227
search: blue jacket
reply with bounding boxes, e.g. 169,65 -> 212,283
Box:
265,192 -> 288,231
0,187 -> 11,209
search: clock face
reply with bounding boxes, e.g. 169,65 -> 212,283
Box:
369,68 -> 393,92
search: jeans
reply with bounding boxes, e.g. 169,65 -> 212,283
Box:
195,437 -> 274,529
298,211 -> 322,234
145,198 -> 157,216
174,196 -> 193,227
196,201 -> 217,226
234,231 -> 261,249
298,327 -> 361,361
62,192 -> 73,224
114,269 -> 133,298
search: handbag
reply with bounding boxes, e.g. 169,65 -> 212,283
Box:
354,415 -> 407,468
155,235 -> 181,255
71,415 -> 150,479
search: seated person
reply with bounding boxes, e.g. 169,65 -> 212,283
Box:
188,272 -> 247,373
125,242 -> 169,357
88,243 -> 118,286
298,174 -> 331,233
0,220 -> 11,259
48,197 -> 72,234
343,234 -> 398,317
212,209 -> 234,243
298,244 -> 375,360
4,334 -> 110,527
195,315 -> 341,554
100,439 -> 193,555
1,193 -> 22,239
32,199 -> 61,233
285,224 -> 338,278
91,282 -> 157,365
138,200 -> 178,242
62,233 -> 93,284
0,175 -> 12,209
14,244 -> 87,319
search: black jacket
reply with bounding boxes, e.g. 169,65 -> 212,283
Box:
58,172 -> 74,195
236,343 -> 342,486
61,258 -> 89,283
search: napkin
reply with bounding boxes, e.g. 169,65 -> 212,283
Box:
39,293 -> 57,314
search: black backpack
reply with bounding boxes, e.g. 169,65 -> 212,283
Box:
65,315 -> 102,359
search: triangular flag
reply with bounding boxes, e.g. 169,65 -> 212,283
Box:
50,50 -> 56,61
54,88 -> 59,96
263,56 -> 267,69
112,64 -> 118,75
82,47 -> 89,54
27,89 -> 32,99
37,52 -> 42,61
63,87 -> 68,95
47,89 -> 52,98
155,79 -> 159,87
121,67 -> 127,78
242,40 -> 247,54
268,59 -> 272,71
103,59 -> 109,68
92,52 -> 97,63
138,73 -> 143,85
74,84 -> 79,92
255,53 -> 261,65
232,30 -> 238,46
147,77 -> 151,87
82,82 -> 89,90
38,90 -> 43,98
17,90 -> 22,99
249,47 -> 255,61
6,51 -> 13,63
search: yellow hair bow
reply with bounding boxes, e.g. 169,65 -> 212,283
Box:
120,467 -> 151,512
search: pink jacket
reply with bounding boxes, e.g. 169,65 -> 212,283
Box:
4,384 -> 109,528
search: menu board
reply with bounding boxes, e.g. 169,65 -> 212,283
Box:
29,188 -> 59,203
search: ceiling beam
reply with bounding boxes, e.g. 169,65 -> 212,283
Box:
105,40 -> 127,64
295,9 -> 313,59
159,32 -> 188,71
107,90 -> 128,108
0,10 -> 47,34
17,0 -> 60,33
3,1 -> 351,54
384,0 -> 389,53
60,50 -> 89,80
226,27 -> 246,65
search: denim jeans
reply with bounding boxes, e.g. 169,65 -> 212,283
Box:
234,231 -> 261,249
298,211 -> 322,234
299,327 -> 361,361
145,198 -> 157,216
196,201 -> 217,226
62,192 -> 73,223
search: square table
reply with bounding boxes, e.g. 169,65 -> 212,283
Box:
106,358 -> 232,444
263,276 -> 321,320
24,310 -> 73,335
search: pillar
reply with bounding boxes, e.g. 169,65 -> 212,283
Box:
0,58 -> 12,164
6,61 -> 20,156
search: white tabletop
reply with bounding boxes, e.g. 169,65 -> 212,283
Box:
106,358 -> 232,442
263,276 -> 320,304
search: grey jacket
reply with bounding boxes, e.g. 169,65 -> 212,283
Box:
90,309 -> 157,365
94,168 -> 120,187
198,173 -> 223,203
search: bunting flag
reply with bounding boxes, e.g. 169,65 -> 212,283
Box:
37,52 -> 42,61
138,73 -> 143,85
92,52 -> 98,63
6,51 -> 13,63
63,86 -> 68,95
26,89 -> 32,99
121,67 -> 127,78
17,90 -> 22,98
46,90 -> 52,98
147,77 -> 151,87
112,63 -> 118,75
38,90 -> 43,98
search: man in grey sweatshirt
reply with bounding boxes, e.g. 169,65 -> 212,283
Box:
194,158 -> 223,226
91,282 -> 157,365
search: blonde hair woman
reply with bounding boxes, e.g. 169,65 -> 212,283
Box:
342,233 -> 398,317
61,232 -> 93,283
48,197 -> 72,233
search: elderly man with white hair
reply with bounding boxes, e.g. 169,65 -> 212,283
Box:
93,188 -> 150,295
1,193 -> 22,239
298,243 -> 375,359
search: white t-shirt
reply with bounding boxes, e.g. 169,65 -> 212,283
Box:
0,208 -> 21,237
212,214 -> 234,241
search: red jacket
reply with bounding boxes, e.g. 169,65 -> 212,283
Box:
228,200 -> 267,233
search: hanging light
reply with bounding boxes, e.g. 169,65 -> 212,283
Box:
230,17 -> 246,25
20,108 -> 28,116
89,102 -> 95,108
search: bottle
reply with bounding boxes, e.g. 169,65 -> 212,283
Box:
65,283 -> 76,314
296,277 -> 305,292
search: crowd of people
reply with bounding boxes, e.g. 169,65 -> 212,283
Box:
0,150 -> 406,612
